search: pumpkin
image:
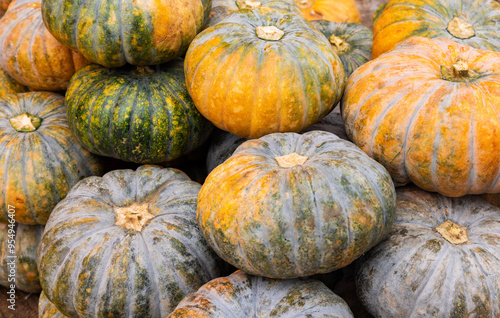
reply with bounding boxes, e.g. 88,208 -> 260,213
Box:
185,7 -> 345,138
342,37 -> 500,197
39,291 -> 66,318
0,0 -> 89,91
356,187 -> 500,317
372,0 -> 500,58
0,223 -> 43,293
0,92 -> 102,225
41,0 -> 212,67
0,67 -> 28,98
198,131 -> 396,279
66,60 -> 213,164
295,0 -> 361,23
311,21 -> 372,77
207,0 -> 301,27
0,0 -> 11,16
169,270 -> 354,317
37,165 -> 222,317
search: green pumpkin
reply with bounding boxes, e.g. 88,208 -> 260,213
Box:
66,60 -> 213,164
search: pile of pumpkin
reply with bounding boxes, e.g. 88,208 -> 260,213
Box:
1,0 -> 500,317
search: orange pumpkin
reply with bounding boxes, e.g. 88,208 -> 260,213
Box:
342,36 -> 500,197
0,67 -> 28,97
295,0 -> 361,23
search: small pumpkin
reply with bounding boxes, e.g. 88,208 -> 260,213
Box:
169,270 -> 354,317
342,36 -> 500,197
0,67 -> 28,98
39,291 -> 66,318
0,0 -> 89,91
295,0 -> 361,23
66,60 -> 213,164
185,7 -> 345,138
0,223 -> 43,293
37,165 -> 222,317
0,92 -> 103,225
356,187 -> 500,317
198,131 -> 396,279
372,0 -> 500,58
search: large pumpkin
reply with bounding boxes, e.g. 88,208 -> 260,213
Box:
295,0 -> 361,23
356,187 -> 500,317
198,131 -> 396,279
0,223 -> 43,293
372,0 -> 500,58
41,0 -> 212,67
342,36 -> 500,197
0,92 -> 102,225
169,270 -> 354,317
37,165 -> 222,317
185,7 -> 345,138
0,67 -> 28,98
0,0 -> 89,91
66,60 -> 213,164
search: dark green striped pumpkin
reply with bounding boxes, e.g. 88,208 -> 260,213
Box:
66,60 -> 213,164
198,131 -> 396,279
39,291 -> 66,318
41,0 -> 212,67
37,165 -> 222,317
0,92 -> 103,225
0,223 -> 43,293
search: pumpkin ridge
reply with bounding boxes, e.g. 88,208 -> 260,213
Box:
137,232 -> 162,315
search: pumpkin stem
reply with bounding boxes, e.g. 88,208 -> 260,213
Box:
9,113 -> 42,132
275,152 -> 308,168
133,66 -> 155,76
297,0 -> 313,9
440,58 -> 478,82
236,0 -> 261,9
256,26 -> 285,41
435,219 -> 469,245
329,35 -> 350,53
115,203 -> 155,232
447,17 -> 475,39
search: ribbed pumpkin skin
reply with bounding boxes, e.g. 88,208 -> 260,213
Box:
66,60 -> 213,164
0,67 -> 28,98
206,0 -> 301,27
0,223 -> 43,293
39,291 -> 66,318
342,37 -> 500,197
0,92 -> 103,225
185,7 -> 345,138
169,270 -> 354,317
37,165 -> 221,318
41,0 -> 212,67
356,187 -> 500,317
311,21 -> 372,77
198,131 -> 396,279
295,0 -> 361,23
0,0 -> 89,91
372,0 -> 500,58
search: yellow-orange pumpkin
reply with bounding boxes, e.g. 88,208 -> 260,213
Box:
295,0 -> 361,23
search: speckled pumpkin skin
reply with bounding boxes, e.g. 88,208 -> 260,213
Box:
295,0 -> 361,23
41,0 -> 212,67
311,21 -> 372,77
185,7 -> 345,138
342,37 -> 500,197
198,131 -> 396,279
0,0 -> 89,91
39,291 -> 66,318
168,270 -> 354,317
372,0 -> 500,58
0,92 -> 103,225
356,187 -> 500,317
66,60 -> 213,164
37,165 -> 222,318
0,67 -> 28,97
0,223 -> 43,293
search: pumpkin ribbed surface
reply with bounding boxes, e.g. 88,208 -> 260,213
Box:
356,187 -> 500,317
37,165 -> 221,317
342,36 -> 500,197
198,131 -> 396,279
66,60 -> 213,164
168,270 -> 354,317
0,67 -> 28,97
295,0 -> 361,23
372,0 -> 500,58
0,0 -> 89,91
39,291 -> 67,318
0,92 -> 102,225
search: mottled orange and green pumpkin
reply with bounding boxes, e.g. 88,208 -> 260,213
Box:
372,0 -> 500,58
168,270 -> 354,317
357,187 -> 500,317
0,223 -> 43,293
41,0 -> 212,67
39,291 -> 66,318
198,131 -> 396,279
0,0 -> 89,91
0,92 -> 103,225
295,0 -> 361,23
185,7 -> 345,138
342,36 -> 500,197
37,165 -> 222,317
0,67 -> 28,98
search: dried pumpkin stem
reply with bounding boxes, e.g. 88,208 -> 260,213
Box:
329,35 -> 350,52
133,66 -> 155,76
236,0 -> 261,9
447,17 -> 475,39
435,219 -> 469,245
275,152 -> 308,168
297,0 -> 313,9
440,58 -> 478,82
115,203 -> 155,232
256,26 -> 285,41
9,113 -> 42,132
